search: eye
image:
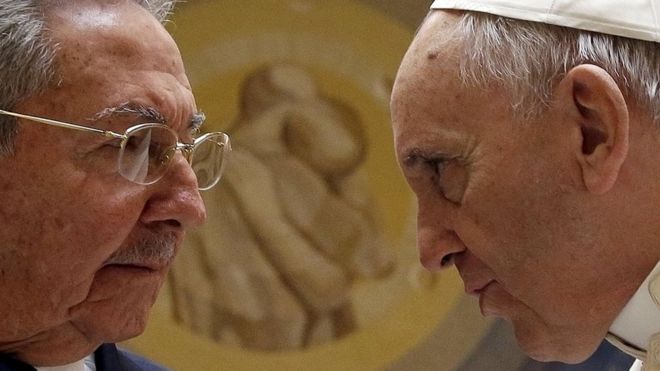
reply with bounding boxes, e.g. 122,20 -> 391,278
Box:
402,151 -> 468,204
180,130 -> 196,144
124,134 -> 143,151
427,157 -> 446,177
190,127 -> 200,138
101,138 -> 123,150
425,156 -> 466,204
425,156 -> 449,189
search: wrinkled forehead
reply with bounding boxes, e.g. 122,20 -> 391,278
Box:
392,11 -> 462,118
414,11 -> 462,56
391,10 -> 514,153
45,0 -> 157,29
37,0 -> 195,116
45,0 -> 181,76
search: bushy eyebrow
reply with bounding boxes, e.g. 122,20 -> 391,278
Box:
92,102 -> 165,124
190,111 -> 205,130
92,102 -> 206,130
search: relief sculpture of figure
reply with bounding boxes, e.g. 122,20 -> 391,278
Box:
169,64 -> 394,350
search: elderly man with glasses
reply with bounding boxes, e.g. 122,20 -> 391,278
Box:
0,0 -> 230,370
392,0 -> 659,370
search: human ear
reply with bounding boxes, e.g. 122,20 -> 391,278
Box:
563,64 -> 629,195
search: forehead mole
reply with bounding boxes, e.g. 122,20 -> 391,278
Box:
427,52 -> 438,60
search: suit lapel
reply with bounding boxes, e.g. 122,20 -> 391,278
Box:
95,343 -> 124,371
95,343 -> 144,371
0,354 -> 36,371
0,344 -> 142,371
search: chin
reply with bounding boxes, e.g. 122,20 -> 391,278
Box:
81,314 -> 148,345
511,320 -> 601,364
118,319 -> 148,341
522,345 -> 593,364
70,294 -> 157,345
102,306 -> 153,343
72,265 -> 166,342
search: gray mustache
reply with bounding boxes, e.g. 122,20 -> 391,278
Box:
104,232 -> 178,268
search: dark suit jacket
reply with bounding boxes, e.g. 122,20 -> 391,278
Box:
0,344 -> 168,371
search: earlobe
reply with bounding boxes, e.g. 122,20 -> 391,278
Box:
565,64 -> 629,195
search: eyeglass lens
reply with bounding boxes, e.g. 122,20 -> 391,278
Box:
117,125 -> 228,190
192,132 -> 229,190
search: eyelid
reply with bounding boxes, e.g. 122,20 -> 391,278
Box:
97,137 -> 123,150
176,127 -> 198,144
422,155 -> 465,202
426,156 -> 448,170
407,152 -> 454,167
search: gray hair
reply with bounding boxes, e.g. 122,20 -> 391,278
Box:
448,11 -> 660,122
0,0 -> 179,155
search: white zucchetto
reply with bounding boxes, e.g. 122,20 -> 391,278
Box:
431,0 -> 660,42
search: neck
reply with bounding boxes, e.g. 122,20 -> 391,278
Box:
608,260 -> 660,359
0,323 -> 98,367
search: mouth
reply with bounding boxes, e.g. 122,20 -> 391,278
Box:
96,263 -> 170,282
465,279 -> 495,297
102,261 -> 169,273
102,232 -> 180,273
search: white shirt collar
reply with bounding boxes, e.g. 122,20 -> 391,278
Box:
629,359 -> 644,371
35,354 -> 95,371
609,260 -> 660,355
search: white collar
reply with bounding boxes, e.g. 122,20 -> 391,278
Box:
35,354 -> 95,371
608,260 -> 660,358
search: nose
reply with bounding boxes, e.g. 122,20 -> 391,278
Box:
140,154 -> 207,229
416,200 -> 464,271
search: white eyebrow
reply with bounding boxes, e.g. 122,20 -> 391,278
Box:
190,111 -> 205,130
92,102 -> 165,123
92,102 -> 205,130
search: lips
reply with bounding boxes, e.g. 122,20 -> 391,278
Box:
102,251 -> 175,272
454,252 -> 497,297
102,231 -> 179,272
103,262 -> 163,272
465,279 -> 495,296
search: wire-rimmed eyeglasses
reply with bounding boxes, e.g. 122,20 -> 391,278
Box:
0,109 -> 231,190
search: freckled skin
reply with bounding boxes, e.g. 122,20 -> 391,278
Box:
392,11 -> 660,363
0,0 -> 206,366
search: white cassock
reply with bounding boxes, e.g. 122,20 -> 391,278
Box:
630,360 -> 643,371
607,261 -> 660,371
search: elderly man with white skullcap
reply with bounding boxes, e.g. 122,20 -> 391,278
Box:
391,1 -> 660,370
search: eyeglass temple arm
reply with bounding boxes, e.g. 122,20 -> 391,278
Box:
0,109 -> 125,139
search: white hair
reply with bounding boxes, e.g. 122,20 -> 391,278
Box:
448,11 -> 660,122
0,0 -> 179,155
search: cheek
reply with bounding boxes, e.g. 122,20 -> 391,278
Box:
460,170 -> 582,321
0,156 -> 146,313
458,169 -> 562,287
